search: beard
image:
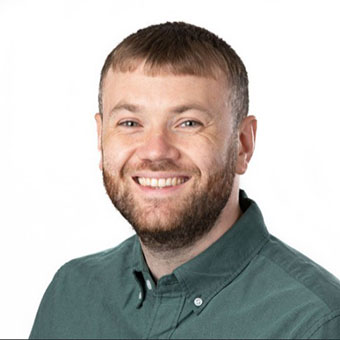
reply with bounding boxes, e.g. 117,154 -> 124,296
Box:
102,138 -> 237,252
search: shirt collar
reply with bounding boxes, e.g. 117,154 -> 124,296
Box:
131,190 -> 270,313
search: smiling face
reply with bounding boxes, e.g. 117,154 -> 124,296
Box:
96,64 -> 244,251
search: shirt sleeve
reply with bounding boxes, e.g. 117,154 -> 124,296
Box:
29,267 -> 65,339
305,311 -> 340,339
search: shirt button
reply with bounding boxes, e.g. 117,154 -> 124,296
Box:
194,297 -> 203,307
146,279 -> 152,290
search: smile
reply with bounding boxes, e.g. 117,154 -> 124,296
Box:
134,176 -> 190,189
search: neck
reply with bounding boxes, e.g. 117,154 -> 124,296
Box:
140,182 -> 242,281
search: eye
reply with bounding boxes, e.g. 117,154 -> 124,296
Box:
179,120 -> 202,128
118,120 -> 140,127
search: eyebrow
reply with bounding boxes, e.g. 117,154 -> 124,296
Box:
109,101 -> 212,117
110,103 -> 142,115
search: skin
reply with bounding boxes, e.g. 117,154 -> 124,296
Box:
95,63 -> 257,281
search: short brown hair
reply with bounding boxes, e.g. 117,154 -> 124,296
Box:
98,22 -> 248,128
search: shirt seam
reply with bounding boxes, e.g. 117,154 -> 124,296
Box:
257,252 -> 333,312
144,297 -> 161,339
300,309 -> 340,338
168,295 -> 186,339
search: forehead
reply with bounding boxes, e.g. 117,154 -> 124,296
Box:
101,65 -> 231,116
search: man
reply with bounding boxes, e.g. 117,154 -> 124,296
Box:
30,22 -> 340,339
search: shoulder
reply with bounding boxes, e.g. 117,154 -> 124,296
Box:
54,234 -> 138,285
260,235 -> 340,311
29,235 -> 139,339
258,235 -> 340,338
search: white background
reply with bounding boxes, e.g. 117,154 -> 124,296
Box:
1,0 -> 340,338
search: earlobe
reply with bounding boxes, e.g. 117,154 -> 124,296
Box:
236,116 -> 257,175
95,113 -> 103,170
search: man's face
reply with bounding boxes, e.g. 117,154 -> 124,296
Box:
96,65 -> 240,251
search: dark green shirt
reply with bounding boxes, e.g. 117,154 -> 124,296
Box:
30,191 -> 340,339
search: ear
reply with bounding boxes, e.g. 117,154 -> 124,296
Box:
95,113 -> 103,170
235,115 -> 257,175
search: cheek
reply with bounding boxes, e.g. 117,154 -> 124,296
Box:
182,141 -> 223,177
102,138 -> 135,174
188,132 -> 228,167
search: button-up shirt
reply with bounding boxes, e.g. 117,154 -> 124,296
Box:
29,191 -> 340,339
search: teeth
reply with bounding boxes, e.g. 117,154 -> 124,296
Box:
137,177 -> 187,188
158,178 -> 166,188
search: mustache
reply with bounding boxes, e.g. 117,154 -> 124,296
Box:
123,159 -> 200,175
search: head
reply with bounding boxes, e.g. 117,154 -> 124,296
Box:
95,22 -> 256,251
98,22 -> 249,129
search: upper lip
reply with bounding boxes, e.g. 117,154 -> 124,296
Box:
132,172 -> 191,179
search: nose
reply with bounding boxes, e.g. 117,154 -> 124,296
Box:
136,130 -> 180,162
